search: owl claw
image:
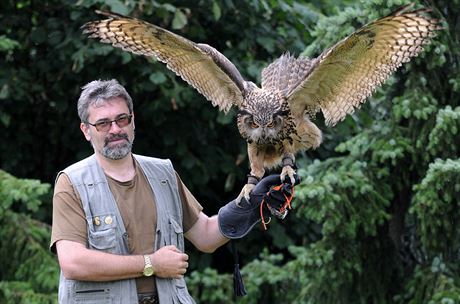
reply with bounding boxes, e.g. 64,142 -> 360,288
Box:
280,166 -> 296,185
236,184 -> 255,207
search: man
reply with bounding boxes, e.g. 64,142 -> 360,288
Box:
50,79 -> 295,304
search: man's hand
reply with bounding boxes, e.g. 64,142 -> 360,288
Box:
150,245 -> 189,279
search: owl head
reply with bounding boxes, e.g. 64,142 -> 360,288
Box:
236,100 -> 288,145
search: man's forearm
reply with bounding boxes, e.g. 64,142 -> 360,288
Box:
200,215 -> 230,252
56,240 -> 144,281
185,213 -> 229,253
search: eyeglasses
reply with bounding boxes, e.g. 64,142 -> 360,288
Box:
87,114 -> 133,132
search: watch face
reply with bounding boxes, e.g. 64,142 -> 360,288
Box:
143,266 -> 154,277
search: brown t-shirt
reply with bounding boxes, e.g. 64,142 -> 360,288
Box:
50,159 -> 203,294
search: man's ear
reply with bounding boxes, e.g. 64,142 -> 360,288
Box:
80,122 -> 91,141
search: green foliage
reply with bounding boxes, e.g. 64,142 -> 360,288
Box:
296,159 -> 391,238
392,90 -> 438,122
0,282 -> 57,304
0,35 -> 20,52
394,263 -> 460,304
0,170 -> 58,303
0,170 -> 50,214
186,268 -> 233,303
411,159 -> 460,257
427,107 -> 460,158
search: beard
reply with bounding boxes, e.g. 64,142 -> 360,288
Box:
101,133 -> 134,160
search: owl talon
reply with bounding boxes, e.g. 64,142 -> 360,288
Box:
280,166 -> 296,185
236,184 -> 255,207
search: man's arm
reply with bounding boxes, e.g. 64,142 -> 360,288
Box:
185,212 -> 229,253
56,240 -> 189,280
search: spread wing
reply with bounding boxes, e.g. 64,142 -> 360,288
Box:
82,11 -> 245,113
287,4 -> 442,126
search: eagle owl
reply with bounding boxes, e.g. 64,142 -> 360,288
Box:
82,4 -> 441,203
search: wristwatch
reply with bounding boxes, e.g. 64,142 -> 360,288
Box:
143,255 -> 154,277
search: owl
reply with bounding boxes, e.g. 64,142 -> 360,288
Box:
82,4 -> 441,203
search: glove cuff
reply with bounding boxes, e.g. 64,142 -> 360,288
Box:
218,199 -> 262,239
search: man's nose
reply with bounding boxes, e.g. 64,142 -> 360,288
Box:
108,121 -> 123,132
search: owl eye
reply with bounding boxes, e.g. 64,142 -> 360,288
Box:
266,122 -> 275,128
250,122 -> 259,129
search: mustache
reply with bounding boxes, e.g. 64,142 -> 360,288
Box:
105,133 -> 129,145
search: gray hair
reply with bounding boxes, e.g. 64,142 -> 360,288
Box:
77,79 -> 133,123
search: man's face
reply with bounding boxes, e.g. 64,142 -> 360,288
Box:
80,97 -> 135,160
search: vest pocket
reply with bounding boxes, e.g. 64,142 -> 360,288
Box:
88,228 -> 117,252
74,288 -> 112,303
169,218 -> 184,250
88,213 -> 118,252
